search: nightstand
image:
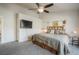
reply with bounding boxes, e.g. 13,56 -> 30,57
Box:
71,36 -> 79,46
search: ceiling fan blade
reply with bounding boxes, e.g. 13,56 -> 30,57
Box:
36,3 -> 40,7
44,3 -> 54,8
44,10 -> 49,13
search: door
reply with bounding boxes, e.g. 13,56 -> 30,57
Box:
0,17 -> 3,43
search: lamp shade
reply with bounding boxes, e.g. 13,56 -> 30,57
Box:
73,30 -> 77,34
41,28 -> 47,33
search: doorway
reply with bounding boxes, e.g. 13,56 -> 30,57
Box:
0,17 -> 3,43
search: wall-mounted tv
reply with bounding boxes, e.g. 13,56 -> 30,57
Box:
20,19 -> 32,28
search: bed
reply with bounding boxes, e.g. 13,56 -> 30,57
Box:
31,33 -> 70,55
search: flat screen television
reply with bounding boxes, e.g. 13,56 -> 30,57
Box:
20,19 -> 32,28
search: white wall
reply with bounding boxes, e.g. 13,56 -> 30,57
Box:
41,10 -> 79,35
0,5 -> 16,43
0,4 -> 42,44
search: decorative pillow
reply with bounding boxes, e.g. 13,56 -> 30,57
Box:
50,30 -> 65,35
47,29 -> 51,33
50,30 -> 54,34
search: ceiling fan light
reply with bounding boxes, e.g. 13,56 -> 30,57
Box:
38,7 -> 44,13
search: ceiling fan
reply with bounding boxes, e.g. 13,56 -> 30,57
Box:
29,3 -> 54,14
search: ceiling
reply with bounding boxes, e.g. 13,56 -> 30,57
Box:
18,3 -> 79,13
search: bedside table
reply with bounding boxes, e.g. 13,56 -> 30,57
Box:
71,36 -> 79,46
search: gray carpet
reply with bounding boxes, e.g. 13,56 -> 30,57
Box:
0,41 -> 53,55
0,41 -> 79,55
69,45 -> 79,55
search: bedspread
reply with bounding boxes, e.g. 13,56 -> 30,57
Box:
32,33 -> 70,55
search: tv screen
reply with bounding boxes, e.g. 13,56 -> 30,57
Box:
20,19 -> 32,28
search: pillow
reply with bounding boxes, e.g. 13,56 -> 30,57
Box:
50,30 -> 54,34
47,29 -> 51,33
